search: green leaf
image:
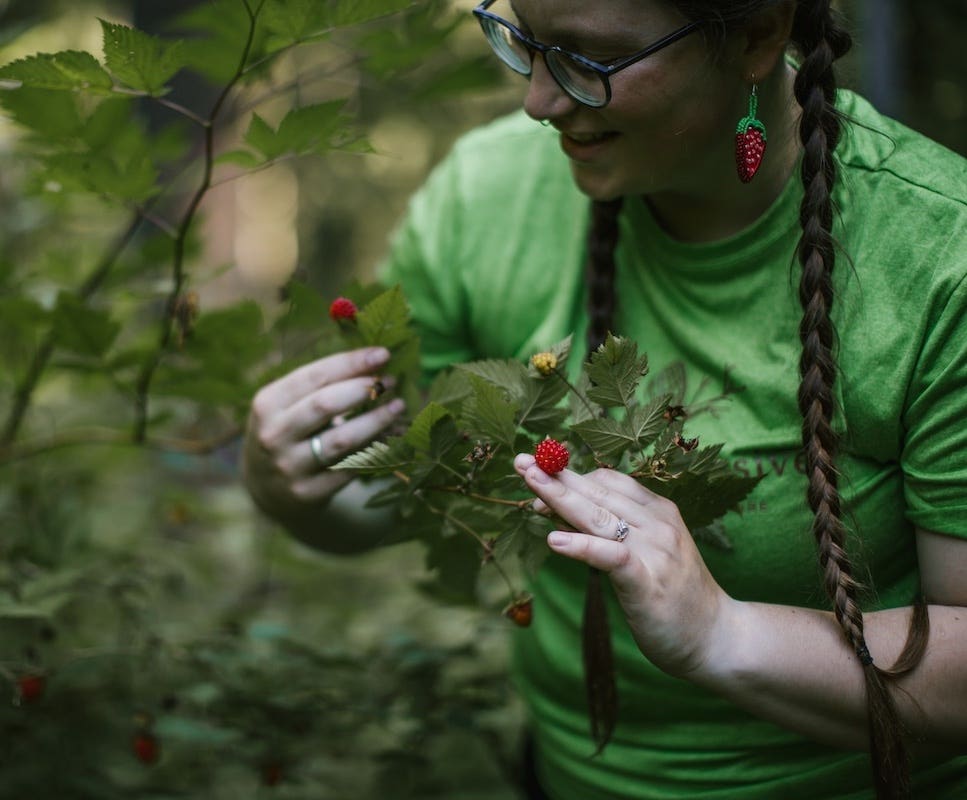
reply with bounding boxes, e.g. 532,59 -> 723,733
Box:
100,19 -> 186,96
626,394 -> 673,448
570,416 -> 637,461
403,402 -> 452,452
517,373 -> 568,435
458,359 -> 528,400
51,292 -> 120,358
244,101 -> 360,161
0,87 -> 84,139
356,285 -> 413,350
0,50 -> 113,93
585,334 -> 649,408
331,438 -> 413,473
461,376 -> 519,451
322,0 -> 414,28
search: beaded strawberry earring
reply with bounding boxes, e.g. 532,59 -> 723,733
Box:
735,82 -> 768,183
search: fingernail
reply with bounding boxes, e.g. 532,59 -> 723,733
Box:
367,348 -> 390,366
514,453 -> 535,470
388,398 -> 405,414
548,532 -> 571,548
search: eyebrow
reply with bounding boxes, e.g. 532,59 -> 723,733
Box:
508,1 -> 646,51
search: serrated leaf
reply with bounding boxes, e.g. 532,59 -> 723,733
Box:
403,402 -> 451,451
585,334 -> 649,408
0,50 -> 113,93
571,416 -> 637,461
261,0 -> 330,42
517,373 -> 568,435
244,101 -> 357,160
626,394 -> 673,447
494,511 -> 551,576
458,359 -> 528,401
641,462 -> 762,531
461,376 -> 519,450
100,20 -> 186,96
323,0 -> 414,28
51,292 -> 120,358
215,149 -> 262,168
331,438 -> 413,473
356,285 -> 412,350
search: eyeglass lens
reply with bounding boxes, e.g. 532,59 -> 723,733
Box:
479,13 -> 608,106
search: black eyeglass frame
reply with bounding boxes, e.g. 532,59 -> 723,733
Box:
472,0 -> 705,108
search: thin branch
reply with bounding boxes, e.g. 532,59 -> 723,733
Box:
0,425 -> 242,464
131,3 -> 265,443
1,211 -> 145,447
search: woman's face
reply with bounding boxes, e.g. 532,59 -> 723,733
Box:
508,0 -> 746,201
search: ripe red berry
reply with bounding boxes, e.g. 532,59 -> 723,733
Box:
503,597 -> 533,627
328,296 -> 357,322
17,673 -> 45,704
133,732 -> 160,765
534,437 -> 569,475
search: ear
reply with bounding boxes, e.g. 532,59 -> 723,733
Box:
737,0 -> 797,82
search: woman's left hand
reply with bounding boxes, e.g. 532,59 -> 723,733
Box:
514,453 -> 738,681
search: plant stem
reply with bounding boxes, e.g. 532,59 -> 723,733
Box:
130,2 -> 264,444
0,211 -> 145,449
552,367 -> 597,419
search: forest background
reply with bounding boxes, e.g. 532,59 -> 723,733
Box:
0,1 -> 963,798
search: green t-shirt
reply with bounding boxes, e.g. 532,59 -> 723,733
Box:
382,91 -> 967,799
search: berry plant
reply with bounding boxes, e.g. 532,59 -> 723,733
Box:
329,290 -> 761,616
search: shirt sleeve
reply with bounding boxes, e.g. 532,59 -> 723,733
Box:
378,147 -> 477,382
902,264 -> 967,537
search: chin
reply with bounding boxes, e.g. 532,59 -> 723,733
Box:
569,167 -> 627,202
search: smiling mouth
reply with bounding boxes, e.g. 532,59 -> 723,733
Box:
564,131 -> 618,144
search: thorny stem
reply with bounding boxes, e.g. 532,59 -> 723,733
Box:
130,1 -> 264,443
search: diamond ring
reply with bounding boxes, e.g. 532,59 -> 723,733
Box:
614,518 -> 630,542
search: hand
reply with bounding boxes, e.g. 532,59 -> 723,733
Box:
514,453 -> 737,680
243,346 -> 406,520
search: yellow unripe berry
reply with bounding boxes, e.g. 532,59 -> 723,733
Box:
530,352 -> 557,376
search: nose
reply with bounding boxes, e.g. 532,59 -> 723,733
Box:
522,56 -> 578,123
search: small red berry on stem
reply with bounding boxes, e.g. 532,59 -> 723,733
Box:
328,296 -> 357,322
503,596 -> 533,627
534,437 -> 569,475
16,673 -> 45,704
133,731 -> 160,765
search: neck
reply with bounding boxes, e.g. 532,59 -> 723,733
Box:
646,65 -> 803,243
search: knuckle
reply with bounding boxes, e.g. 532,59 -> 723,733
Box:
591,504 -> 611,531
309,393 -> 337,420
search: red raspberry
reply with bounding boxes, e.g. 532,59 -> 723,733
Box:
534,437 -> 569,475
133,732 -> 160,764
503,597 -> 533,627
17,673 -> 45,703
328,296 -> 357,322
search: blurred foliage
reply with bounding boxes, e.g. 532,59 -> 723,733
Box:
0,1 -> 523,797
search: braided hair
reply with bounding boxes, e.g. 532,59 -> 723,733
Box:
583,2 -> 928,796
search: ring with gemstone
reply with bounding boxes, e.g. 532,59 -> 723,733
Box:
614,518 -> 630,542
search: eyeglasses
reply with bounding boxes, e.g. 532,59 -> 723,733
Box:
472,0 -> 704,108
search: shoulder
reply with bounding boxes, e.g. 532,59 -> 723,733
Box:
836,90 -> 967,213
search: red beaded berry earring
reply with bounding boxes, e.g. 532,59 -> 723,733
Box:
735,82 -> 768,183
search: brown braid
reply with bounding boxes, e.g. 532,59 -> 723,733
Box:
579,2 -> 929,796
585,198 -> 624,354
792,4 -> 915,797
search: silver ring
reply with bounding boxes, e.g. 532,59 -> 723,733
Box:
309,433 -> 326,468
614,518 -> 630,542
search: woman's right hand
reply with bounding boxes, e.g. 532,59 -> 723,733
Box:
242,346 -> 406,524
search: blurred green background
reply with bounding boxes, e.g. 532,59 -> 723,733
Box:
0,1 -> 963,798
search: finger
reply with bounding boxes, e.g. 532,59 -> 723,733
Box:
301,397 -> 406,472
276,374 -> 397,443
514,456 -> 642,542
546,531 -> 644,579
257,347 -> 391,411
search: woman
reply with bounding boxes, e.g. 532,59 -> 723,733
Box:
243,1 -> 967,797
